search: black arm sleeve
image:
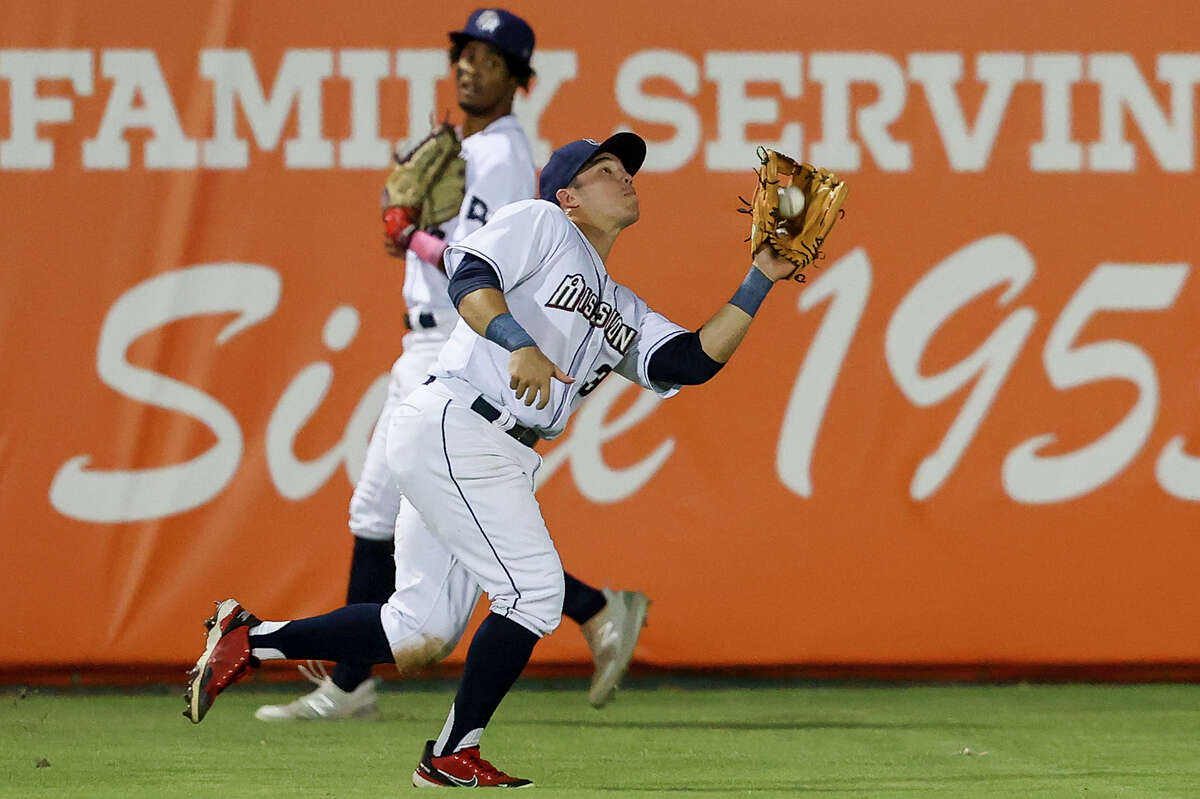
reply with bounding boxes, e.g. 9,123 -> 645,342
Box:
646,331 -> 725,386
447,253 -> 502,308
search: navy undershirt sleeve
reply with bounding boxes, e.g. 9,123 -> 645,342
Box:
647,331 -> 725,385
448,253 -> 502,308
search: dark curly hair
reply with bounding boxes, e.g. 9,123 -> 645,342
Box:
448,38 -> 534,89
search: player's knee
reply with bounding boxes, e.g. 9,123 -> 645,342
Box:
384,621 -> 465,673
390,633 -> 452,673
501,570 -> 565,637
503,606 -> 559,638
380,604 -> 465,672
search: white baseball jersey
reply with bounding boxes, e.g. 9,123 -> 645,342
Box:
400,115 -> 536,313
349,115 -> 535,540
436,199 -> 690,438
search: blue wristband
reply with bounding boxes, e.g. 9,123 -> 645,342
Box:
728,266 -> 774,316
485,312 -> 536,352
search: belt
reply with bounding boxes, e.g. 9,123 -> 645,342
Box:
470,396 -> 540,448
424,376 -> 540,448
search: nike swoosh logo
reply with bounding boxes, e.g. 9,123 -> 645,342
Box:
444,772 -> 478,788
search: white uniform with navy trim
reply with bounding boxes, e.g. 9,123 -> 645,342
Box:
348,115 -> 535,541
399,116 -> 536,313
380,199 -> 688,650
433,199 -> 687,436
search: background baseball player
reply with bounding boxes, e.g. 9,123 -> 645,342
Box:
184,130 -> 807,789
255,8 -> 649,723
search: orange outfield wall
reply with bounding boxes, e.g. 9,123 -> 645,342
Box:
2,0 -> 1200,673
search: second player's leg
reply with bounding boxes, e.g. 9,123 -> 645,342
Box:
186,500 -> 480,726
253,390 -> 402,722
256,338 -> 447,722
183,600 -> 395,724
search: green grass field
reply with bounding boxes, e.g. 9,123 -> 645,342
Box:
3,680 -> 1199,797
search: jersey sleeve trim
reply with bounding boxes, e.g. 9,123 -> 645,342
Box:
445,245 -> 508,292
637,329 -> 688,398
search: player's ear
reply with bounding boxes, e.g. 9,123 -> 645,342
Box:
555,186 -> 576,209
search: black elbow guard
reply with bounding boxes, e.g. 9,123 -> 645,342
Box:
647,332 -> 724,385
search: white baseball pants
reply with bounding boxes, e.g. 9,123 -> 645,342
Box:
348,329 -> 448,540
379,379 -> 564,666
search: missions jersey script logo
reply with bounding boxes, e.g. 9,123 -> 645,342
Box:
545,274 -> 638,355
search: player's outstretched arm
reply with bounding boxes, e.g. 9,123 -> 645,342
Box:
456,287 -> 574,409
696,246 -> 793,363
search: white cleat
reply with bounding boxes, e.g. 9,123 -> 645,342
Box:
581,588 -> 650,708
254,661 -> 381,722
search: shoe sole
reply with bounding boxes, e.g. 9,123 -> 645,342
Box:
411,769 -> 443,789
589,592 -> 650,709
411,769 -> 534,789
254,703 -> 381,722
254,676 -> 383,722
184,599 -> 242,724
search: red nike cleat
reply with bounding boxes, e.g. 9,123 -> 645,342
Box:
411,739 -> 533,789
182,599 -> 261,723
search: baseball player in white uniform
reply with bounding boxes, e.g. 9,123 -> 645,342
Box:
254,8 -> 650,723
184,129 -> 799,788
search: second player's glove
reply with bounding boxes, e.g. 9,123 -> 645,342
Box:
739,147 -> 848,282
381,122 -> 467,252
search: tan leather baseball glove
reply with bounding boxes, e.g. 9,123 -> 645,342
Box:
739,147 -> 848,282
381,123 -> 467,250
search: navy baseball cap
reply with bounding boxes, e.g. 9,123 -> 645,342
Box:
538,132 -> 647,205
450,9 -> 535,69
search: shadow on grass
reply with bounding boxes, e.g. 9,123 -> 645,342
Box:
507,719 -> 991,731
586,770 -> 1200,792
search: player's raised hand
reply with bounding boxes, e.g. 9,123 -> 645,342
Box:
509,347 -> 574,409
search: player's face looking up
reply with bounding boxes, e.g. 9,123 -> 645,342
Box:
560,154 -> 640,232
453,40 -> 518,118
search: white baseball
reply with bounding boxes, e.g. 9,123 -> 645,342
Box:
778,185 -> 805,219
